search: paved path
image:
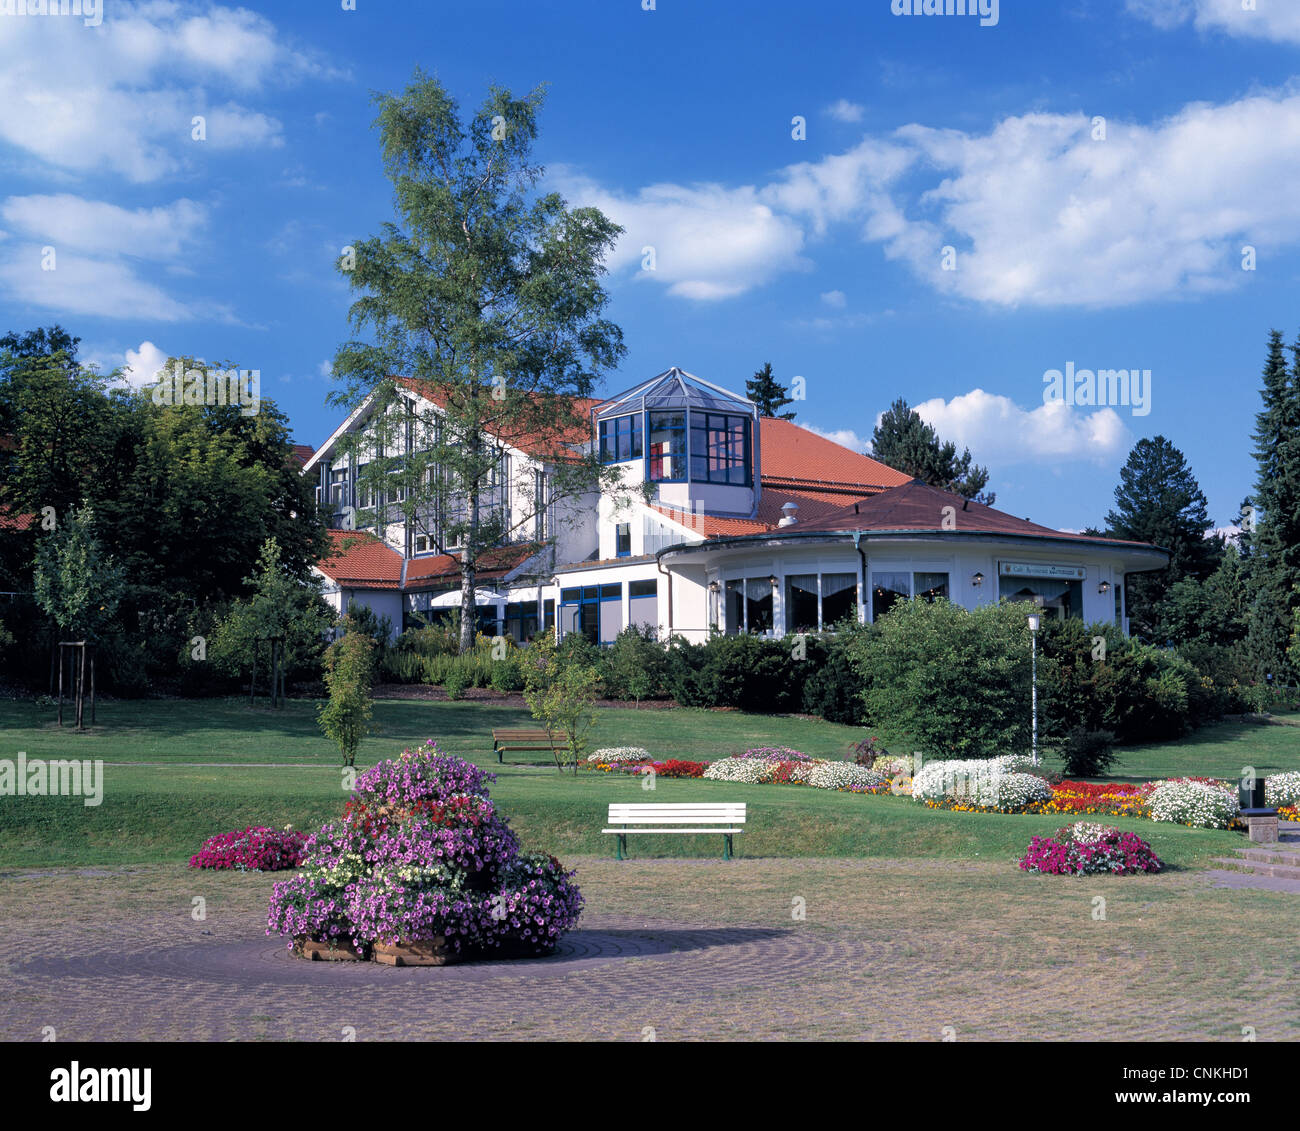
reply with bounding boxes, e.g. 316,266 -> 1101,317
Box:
3,858 -> 1297,1041
1203,819 -> 1300,895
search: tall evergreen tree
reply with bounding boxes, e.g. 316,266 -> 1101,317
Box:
745,362 -> 796,419
1104,435 -> 1219,639
1245,329 -> 1300,680
870,398 -> 994,504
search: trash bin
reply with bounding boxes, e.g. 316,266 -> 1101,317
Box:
1239,776 -> 1266,811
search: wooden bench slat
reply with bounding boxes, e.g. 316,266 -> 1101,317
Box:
491,727 -> 563,765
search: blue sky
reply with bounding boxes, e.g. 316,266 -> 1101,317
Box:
2,0 -> 1298,533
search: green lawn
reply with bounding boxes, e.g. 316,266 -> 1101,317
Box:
2,696 -> 1287,870
0,696 -> 865,764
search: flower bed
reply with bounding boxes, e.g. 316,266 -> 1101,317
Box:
805,761 -> 890,793
1147,779 -> 1239,829
267,742 -> 582,960
912,756 -> 1049,812
1020,828 -> 1163,876
190,826 -> 308,872
871,754 -> 915,778
735,746 -> 812,762
586,747 -> 651,764
590,757 -> 708,778
1265,771 -> 1300,809
1025,780 -> 1151,819
702,757 -> 771,783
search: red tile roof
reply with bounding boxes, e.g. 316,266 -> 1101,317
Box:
404,543 -> 538,589
0,509 -> 34,532
317,530 -> 402,589
651,486 -> 866,538
758,418 -> 911,493
648,421 -> 911,538
289,444 -> 314,468
778,480 -> 1164,550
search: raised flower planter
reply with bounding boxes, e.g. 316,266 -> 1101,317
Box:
292,936 -> 366,962
372,938 -> 459,967
268,742 -> 584,965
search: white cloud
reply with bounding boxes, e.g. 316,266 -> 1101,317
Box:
826,99 -> 866,123
556,172 -> 808,300
563,86 -> 1300,308
820,289 -> 847,308
1127,0 -> 1300,45
0,195 -> 207,259
318,359 -> 333,378
120,340 -> 171,389
799,423 -> 870,452
908,389 -> 1132,466
0,248 -> 202,320
0,3 -> 336,182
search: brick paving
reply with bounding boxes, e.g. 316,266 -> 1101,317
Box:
2,858 -> 1296,1042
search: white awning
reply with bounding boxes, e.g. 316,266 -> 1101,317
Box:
425,588 -> 509,609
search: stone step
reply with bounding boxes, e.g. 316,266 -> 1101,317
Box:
1237,846 -> 1300,866
1214,857 -> 1300,880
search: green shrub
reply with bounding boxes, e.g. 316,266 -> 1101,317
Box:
490,650 -> 525,693
846,598 -> 1031,760
602,625 -> 669,702
443,665 -> 468,700
1060,727 -> 1117,777
663,636 -> 711,706
380,650 -> 425,683
1040,620 -> 1201,743
801,627 -> 870,725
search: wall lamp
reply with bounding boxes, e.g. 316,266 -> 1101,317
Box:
972,571 -> 984,588
1098,580 -> 1111,594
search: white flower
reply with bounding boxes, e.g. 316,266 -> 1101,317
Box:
702,758 -> 770,783
1148,780 -> 1239,829
806,762 -> 887,791
910,757 -> 1048,811
588,747 -> 651,763
1265,771 -> 1300,808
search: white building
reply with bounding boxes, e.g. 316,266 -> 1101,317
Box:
304,367 -> 1168,642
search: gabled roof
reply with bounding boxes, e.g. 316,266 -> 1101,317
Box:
316,530 -> 403,589
758,418 -> 911,493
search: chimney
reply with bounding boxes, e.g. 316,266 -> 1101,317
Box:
778,501 -> 799,527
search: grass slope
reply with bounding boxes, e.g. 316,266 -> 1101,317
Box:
0,694 -> 1265,870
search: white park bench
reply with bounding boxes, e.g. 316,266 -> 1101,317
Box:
603,803 -> 746,860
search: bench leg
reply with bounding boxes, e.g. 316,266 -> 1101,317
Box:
616,833 -> 627,861
724,834 -> 733,861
